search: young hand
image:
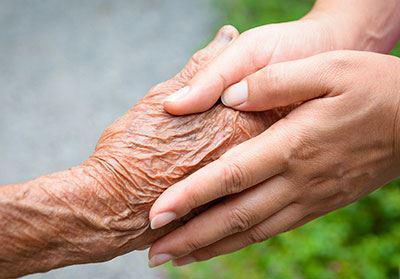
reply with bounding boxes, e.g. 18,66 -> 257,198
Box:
148,51 -> 400,267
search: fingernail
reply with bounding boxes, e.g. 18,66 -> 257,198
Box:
217,30 -> 234,44
221,80 -> 248,107
172,255 -> 196,267
216,25 -> 237,44
150,212 -> 177,230
164,86 -> 190,103
148,253 -> 173,268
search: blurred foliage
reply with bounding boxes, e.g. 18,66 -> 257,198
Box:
215,0 -> 314,31
168,0 -> 400,278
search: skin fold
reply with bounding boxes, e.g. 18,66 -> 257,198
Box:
3,0 -> 400,276
149,0 -> 400,268
149,51 -> 400,266
0,27 -> 290,278
163,0 -> 400,115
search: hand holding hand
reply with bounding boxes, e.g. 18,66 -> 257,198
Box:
149,51 -> 400,267
163,0 -> 400,116
2,25 -> 282,277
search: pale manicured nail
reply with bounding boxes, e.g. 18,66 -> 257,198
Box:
164,86 -> 190,103
172,255 -> 196,267
221,80 -> 248,107
150,212 -> 177,230
148,253 -> 173,268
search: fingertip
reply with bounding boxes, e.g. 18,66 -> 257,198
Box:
149,182 -> 185,222
163,99 -> 213,115
148,253 -> 173,268
150,211 -> 177,230
162,86 -> 191,115
221,80 -> 248,108
163,85 -> 220,115
215,25 -> 239,44
149,192 -> 168,220
163,100 -> 188,116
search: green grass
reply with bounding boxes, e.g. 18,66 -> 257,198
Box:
168,1 -> 400,278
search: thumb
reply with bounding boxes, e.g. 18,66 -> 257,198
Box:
164,28 -> 265,115
221,52 -> 340,111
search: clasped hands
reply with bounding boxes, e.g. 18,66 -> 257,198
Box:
147,12 -> 400,267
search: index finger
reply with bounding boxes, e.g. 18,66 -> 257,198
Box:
149,125 -> 288,229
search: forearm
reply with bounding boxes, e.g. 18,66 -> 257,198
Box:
0,27 -> 289,277
306,0 -> 400,53
0,161 -> 179,277
0,161 -> 178,277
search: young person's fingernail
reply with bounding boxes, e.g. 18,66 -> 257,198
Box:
148,253 -> 173,268
150,212 -> 177,230
164,86 -> 190,103
221,80 -> 248,107
172,255 -> 196,267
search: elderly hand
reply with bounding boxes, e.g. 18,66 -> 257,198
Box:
148,50 -> 400,267
1,26 -> 289,277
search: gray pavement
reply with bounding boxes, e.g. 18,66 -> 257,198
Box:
0,0 -> 217,278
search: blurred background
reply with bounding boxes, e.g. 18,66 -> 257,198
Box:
1,0 -> 400,278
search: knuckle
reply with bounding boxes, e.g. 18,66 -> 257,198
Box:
182,235 -> 203,253
283,125 -> 316,165
190,50 -> 209,68
324,51 -> 353,69
289,134 -> 316,162
218,159 -> 250,194
184,187 -> 202,210
282,174 -> 304,199
227,206 -> 253,233
321,51 -> 358,86
248,226 -> 270,244
176,68 -> 194,83
236,30 -> 265,71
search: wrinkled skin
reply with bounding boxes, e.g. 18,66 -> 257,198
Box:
0,28 -> 288,277
149,51 -> 400,266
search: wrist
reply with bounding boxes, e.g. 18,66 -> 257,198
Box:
304,1 -> 400,53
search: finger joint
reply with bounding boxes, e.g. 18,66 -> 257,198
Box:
227,205 -> 253,233
248,225 -> 271,244
219,160 -> 251,195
